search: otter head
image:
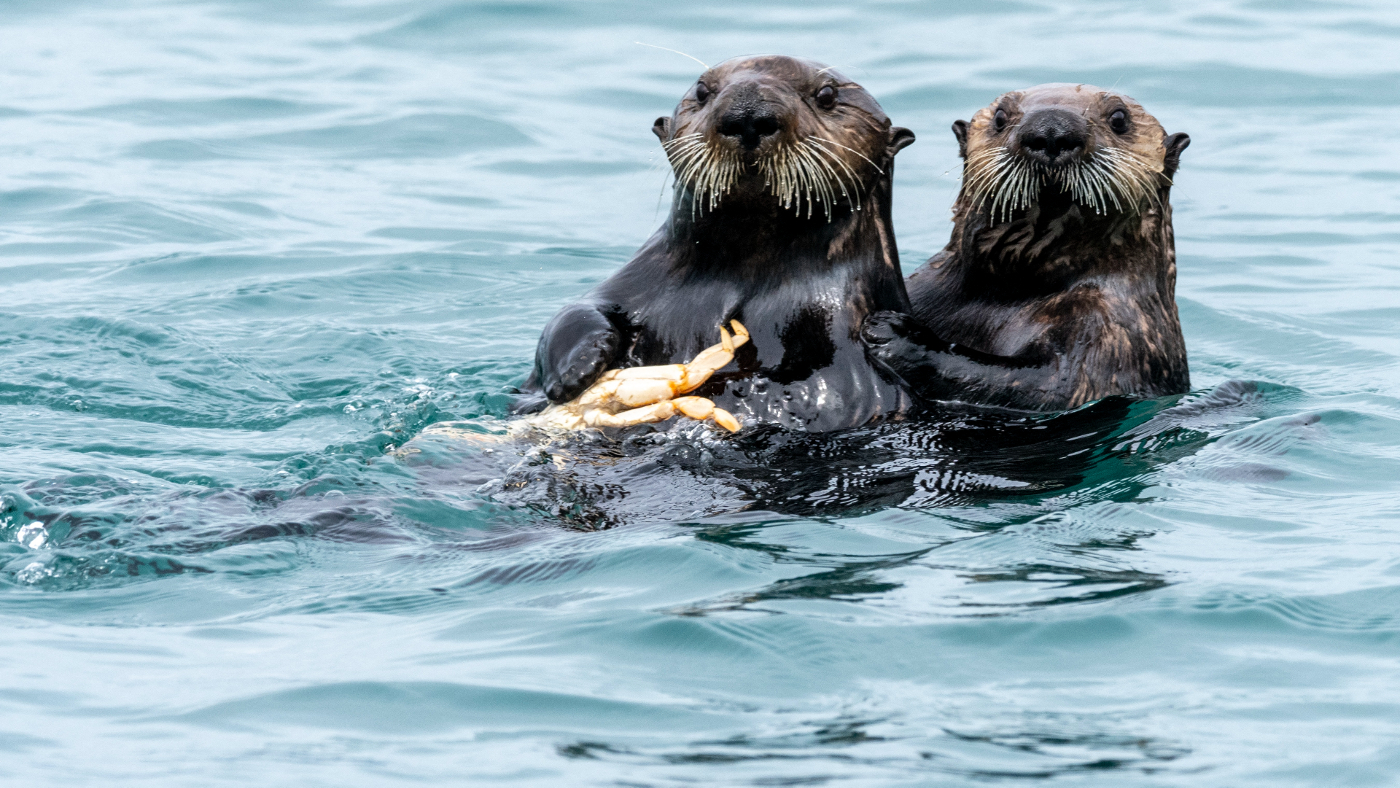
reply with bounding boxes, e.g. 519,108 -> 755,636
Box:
953,84 -> 1189,225
653,55 -> 914,221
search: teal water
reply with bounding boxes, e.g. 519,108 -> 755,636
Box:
4,1 -> 1400,784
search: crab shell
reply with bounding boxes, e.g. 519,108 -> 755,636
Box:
532,321 -> 749,433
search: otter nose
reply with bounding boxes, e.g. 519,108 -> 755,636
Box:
1019,109 -> 1087,165
719,105 -> 781,150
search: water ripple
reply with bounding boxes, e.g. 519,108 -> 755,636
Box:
3,0 -> 1400,785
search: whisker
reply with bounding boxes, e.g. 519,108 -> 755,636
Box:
805,137 -> 864,211
801,142 -> 850,215
661,129 -> 900,222
793,144 -> 838,218
808,136 -> 885,175
634,42 -> 710,70
964,141 -> 1166,223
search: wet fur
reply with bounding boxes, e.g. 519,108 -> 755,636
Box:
521,56 -> 916,432
863,84 -> 1191,411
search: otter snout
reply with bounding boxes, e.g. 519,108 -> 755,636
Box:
716,82 -> 783,151
1018,108 -> 1088,167
719,108 -> 780,150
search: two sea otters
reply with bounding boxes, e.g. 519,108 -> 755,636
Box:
520,56 -> 1192,431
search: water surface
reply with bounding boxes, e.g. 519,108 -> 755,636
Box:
3,1 -> 1400,785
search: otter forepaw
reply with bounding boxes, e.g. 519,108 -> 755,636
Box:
860,311 -> 946,387
859,310 -> 916,348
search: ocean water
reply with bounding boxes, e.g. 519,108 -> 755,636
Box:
3,0 -> 1400,784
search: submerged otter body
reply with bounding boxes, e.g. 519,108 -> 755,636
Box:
863,84 -> 1191,411
522,55 -> 916,432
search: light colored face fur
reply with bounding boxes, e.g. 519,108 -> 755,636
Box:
958,84 -> 1171,223
653,55 -> 911,221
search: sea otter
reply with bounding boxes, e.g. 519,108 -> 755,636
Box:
861,84 -> 1191,410
520,55 -> 917,432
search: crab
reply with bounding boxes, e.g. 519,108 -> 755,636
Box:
529,320 -> 749,433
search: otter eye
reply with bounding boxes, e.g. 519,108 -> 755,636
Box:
993,109 -> 1008,132
695,82 -> 710,104
1109,108 -> 1129,135
816,85 -> 837,109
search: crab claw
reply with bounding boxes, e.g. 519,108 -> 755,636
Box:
665,320 -> 750,394
712,408 -> 741,433
729,319 -> 749,344
673,396 -> 742,433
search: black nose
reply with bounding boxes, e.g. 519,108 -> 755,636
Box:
719,106 -> 781,150
1018,109 -> 1087,165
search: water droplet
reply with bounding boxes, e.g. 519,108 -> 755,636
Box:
15,561 -> 48,584
15,522 -> 47,549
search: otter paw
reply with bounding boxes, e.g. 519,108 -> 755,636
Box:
545,332 -> 616,402
859,310 -> 917,348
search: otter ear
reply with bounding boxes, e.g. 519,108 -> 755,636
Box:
887,126 -> 915,158
1163,132 -> 1190,179
952,120 -> 970,159
652,116 -> 672,143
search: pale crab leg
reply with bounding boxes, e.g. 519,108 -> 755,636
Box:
581,400 -> 681,428
672,396 -> 742,432
581,396 -> 742,433
546,320 -> 751,433
608,320 -> 749,395
576,377 -> 679,410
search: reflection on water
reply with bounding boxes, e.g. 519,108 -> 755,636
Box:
416,379 -> 1265,528
3,0 -> 1400,784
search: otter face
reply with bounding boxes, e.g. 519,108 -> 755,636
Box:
953,84 -> 1189,223
652,55 -> 914,220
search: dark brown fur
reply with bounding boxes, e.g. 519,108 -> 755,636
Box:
862,83 -> 1191,410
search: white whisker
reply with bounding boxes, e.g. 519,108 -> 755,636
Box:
634,42 -> 710,70
962,142 -> 1166,223
805,137 -> 864,211
662,126 -> 890,221
807,136 -> 885,175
